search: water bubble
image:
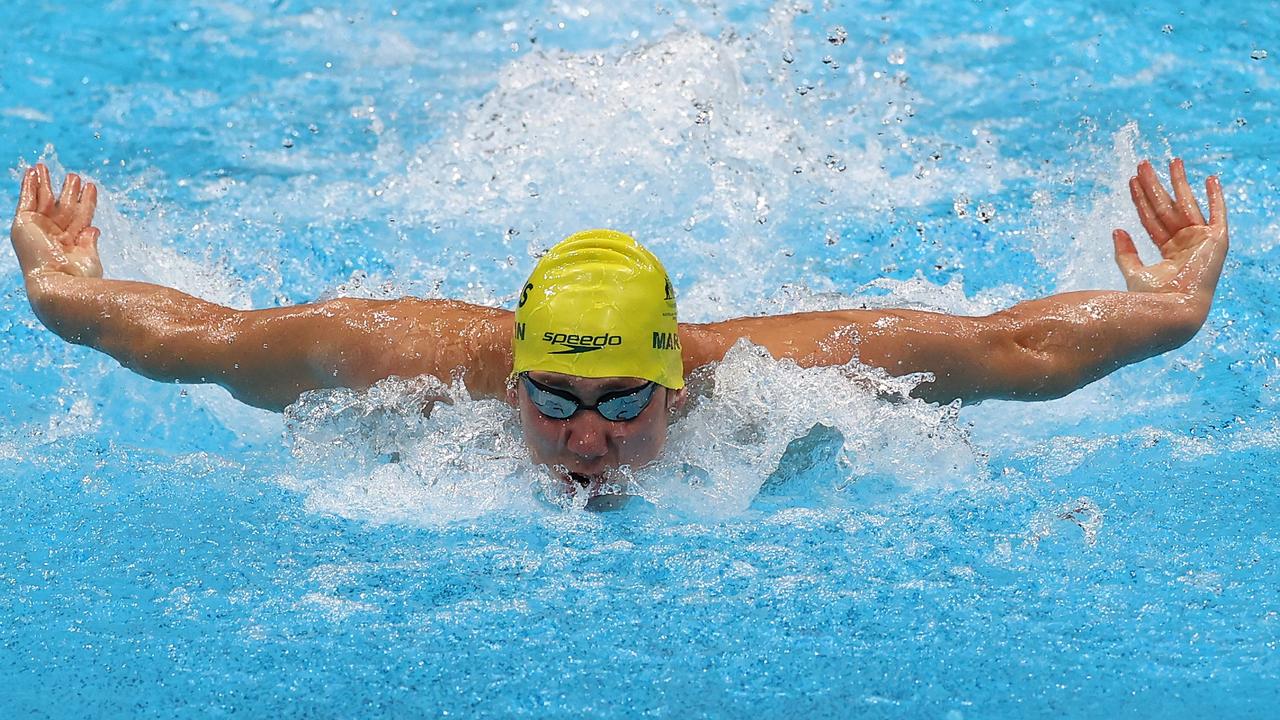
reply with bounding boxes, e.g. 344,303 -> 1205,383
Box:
693,100 -> 712,125
1251,49 -> 1268,60
977,202 -> 996,223
827,26 -> 847,45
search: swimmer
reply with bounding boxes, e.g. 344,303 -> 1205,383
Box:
9,160 -> 1229,495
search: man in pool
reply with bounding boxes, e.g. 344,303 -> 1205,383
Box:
9,160 -> 1229,494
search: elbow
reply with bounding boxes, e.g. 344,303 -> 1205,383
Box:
987,316 -> 1088,402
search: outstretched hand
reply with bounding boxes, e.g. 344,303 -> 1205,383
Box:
10,163 -> 103,280
1113,158 -> 1228,303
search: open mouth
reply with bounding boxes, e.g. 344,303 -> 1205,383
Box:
538,467 -> 634,510
549,467 -> 628,497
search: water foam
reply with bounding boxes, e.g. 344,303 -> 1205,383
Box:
277,340 -> 983,524
384,23 -> 1021,315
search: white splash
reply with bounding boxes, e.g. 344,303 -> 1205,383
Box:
1029,121 -> 1147,292
632,341 -> 984,518
273,341 -> 984,525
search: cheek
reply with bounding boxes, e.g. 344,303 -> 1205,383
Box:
518,406 -> 562,459
614,414 -> 668,463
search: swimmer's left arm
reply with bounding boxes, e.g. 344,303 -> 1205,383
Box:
682,292 -> 1204,404
681,158 -> 1228,404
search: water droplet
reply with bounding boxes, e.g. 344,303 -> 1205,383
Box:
782,49 -> 794,63
1161,24 -> 1173,34
1235,117 -> 1248,126
282,138 -> 294,148
977,202 -> 996,223
888,49 -> 906,65
827,26 -> 847,45
824,154 -> 846,172
693,100 -> 712,125
1251,49 -> 1268,60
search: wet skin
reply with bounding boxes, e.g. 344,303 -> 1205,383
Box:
508,371 -> 687,495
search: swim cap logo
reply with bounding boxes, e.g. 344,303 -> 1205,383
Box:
543,331 -> 623,354
652,332 -> 681,351
518,283 -> 534,308
664,277 -> 676,301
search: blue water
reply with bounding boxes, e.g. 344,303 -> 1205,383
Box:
3,0 -> 1279,717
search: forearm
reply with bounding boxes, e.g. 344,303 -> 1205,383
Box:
984,290 -> 1205,400
25,271 -> 236,385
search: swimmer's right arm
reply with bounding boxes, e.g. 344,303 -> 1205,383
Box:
10,165 -> 515,411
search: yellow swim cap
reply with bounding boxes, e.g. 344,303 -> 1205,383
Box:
513,229 -> 684,389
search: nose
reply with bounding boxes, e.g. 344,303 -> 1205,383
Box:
564,412 -> 611,461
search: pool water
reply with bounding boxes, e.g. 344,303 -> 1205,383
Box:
3,0 -> 1279,716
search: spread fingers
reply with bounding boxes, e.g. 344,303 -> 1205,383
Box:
1169,158 -> 1206,225
1129,176 -> 1170,246
35,164 -> 55,215
17,167 -> 38,213
72,182 -> 98,235
1206,176 -> 1227,230
1137,161 -> 1186,236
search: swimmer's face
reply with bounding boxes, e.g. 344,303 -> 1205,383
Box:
509,371 -> 685,497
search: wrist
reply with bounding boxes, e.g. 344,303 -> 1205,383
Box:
1151,291 -> 1209,348
23,271 -> 94,343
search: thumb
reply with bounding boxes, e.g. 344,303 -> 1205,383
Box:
77,226 -> 100,250
1112,229 -> 1143,278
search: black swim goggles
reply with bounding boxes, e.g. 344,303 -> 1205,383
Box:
520,373 -> 658,422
